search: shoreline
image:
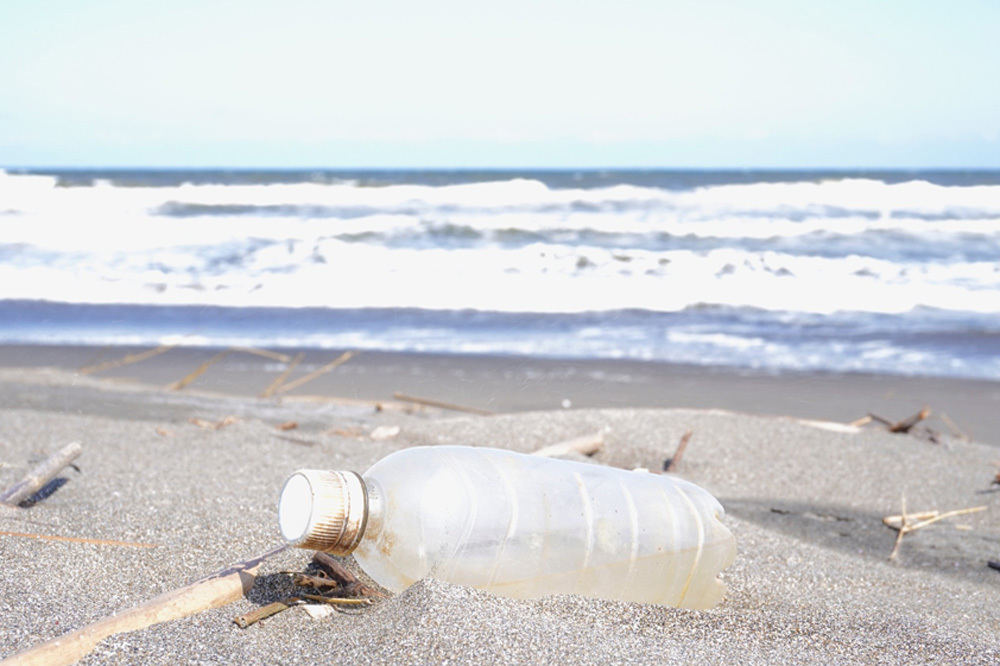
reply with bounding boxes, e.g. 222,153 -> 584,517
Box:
2,342 -> 998,446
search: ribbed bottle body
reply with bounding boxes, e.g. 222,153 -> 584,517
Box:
353,446 -> 734,608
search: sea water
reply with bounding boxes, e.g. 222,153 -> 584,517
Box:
1,168 -> 999,379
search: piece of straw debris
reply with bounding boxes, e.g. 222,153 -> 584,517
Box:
0,530 -> 156,548
298,593 -> 371,607
324,426 -> 366,438
0,441 -> 83,507
883,497 -> 988,560
155,427 -> 172,437
848,415 -> 873,427
664,429 -> 693,473
274,351 -> 357,395
939,412 -> 971,442
276,421 -> 299,431
233,598 -> 301,628
230,346 -> 292,363
531,431 -> 605,458
188,415 -> 239,430
260,352 -> 306,398
167,349 -> 232,391
393,391 -> 494,416
78,344 -> 176,375
369,425 -> 400,441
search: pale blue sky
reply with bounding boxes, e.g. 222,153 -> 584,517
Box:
2,0 -> 998,168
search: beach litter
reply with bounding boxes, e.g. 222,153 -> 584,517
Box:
278,443 -> 735,608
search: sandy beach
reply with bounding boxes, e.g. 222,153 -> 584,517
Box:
2,346 -> 999,663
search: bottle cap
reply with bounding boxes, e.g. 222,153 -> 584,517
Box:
278,469 -> 368,554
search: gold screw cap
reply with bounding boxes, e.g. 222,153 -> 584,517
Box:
278,469 -> 368,554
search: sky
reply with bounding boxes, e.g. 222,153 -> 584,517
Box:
1,0 -> 998,169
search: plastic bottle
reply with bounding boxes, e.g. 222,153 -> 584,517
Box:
278,445 -> 735,608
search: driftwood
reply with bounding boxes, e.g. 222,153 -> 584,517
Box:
531,431 -> 604,458
78,345 -> 176,375
2,545 -> 285,666
260,352 -> 305,398
0,442 -> 82,507
392,392 -> 494,416
167,350 -> 232,391
274,351 -> 357,395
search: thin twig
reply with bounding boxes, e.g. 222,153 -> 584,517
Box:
298,593 -> 371,606
274,351 -> 357,395
392,391 -> 494,416
885,498 -> 987,560
260,352 -> 305,398
0,530 -> 156,548
167,349 -> 232,391
230,347 -> 292,363
940,412 -> 971,442
233,598 -> 301,628
78,345 -> 176,375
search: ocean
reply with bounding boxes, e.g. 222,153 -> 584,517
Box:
2,168 -> 999,379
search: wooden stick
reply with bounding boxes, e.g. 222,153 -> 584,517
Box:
167,349 -> 232,391
848,415 -> 873,427
78,345 -> 175,375
274,351 -> 356,395
233,598 -> 300,628
0,442 -> 82,506
3,545 -> 286,666
0,530 -> 156,548
392,391 -> 494,416
229,347 -> 292,363
260,352 -> 305,398
531,431 -> 604,458
664,429 -> 693,473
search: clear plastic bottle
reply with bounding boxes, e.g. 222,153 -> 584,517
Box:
278,445 -> 735,608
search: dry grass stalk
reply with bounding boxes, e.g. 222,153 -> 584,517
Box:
229,346 -> 292,363
848,415 -> 873,427
4,545 -> 285,665
274,351 -> 357,395
0,530 -> 156,548
392,391 -> 494,416
276,421 -> 298,431
78,344 -> 176,375
939,412 -> 971,442
188,416 -> 239,430
167,349 -> 232,391
0,442 -> 82,506
884,497 -> 987,560
298,593 -> 371,606
259,352 -> 305,398
531,431 -> 604,458
154,427 -> 172,437
664,429 -> 694,473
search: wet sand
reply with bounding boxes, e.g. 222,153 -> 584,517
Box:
1,346 -> 999,663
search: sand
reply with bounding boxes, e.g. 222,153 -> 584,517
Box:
1,350 -> 999,664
